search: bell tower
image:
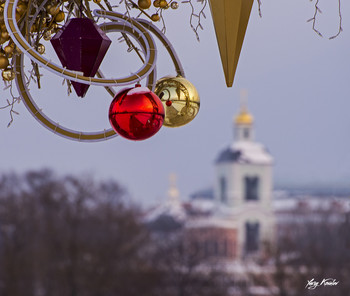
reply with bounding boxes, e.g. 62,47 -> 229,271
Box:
214,91 -> 275,258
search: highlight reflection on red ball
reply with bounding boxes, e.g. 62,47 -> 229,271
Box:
109,85 -> 165,141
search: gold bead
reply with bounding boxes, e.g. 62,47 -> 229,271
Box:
151,13 -> 160,22
51,23 -> 60,33
30,23 -> 37,33
2,68 -> 15,81
155,76 -> 200,128
16,2 -> 27,15
48,5 -> 59,16
45,4 -> 52,10
36,43 -> 45,54
171,1 -> 179,9
159,0 -> 167,8
138,0 -> 151,9
14,46 -> 22,54
54,10 -> 65,22
0,55 -> 9,69
1,31 -> 9,41
3,45 -> 14,55
153,0 -> 160,7
43,30 -> 52,41
40,17 -> 47,25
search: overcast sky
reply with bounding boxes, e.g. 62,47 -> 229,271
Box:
1,0 -> 350,205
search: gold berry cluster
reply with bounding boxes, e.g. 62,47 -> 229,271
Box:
0,0 -> 69,81
0,0 -> 182,83
136,0 -> 179,23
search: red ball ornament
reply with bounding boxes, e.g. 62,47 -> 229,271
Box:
109,85 -> 165,141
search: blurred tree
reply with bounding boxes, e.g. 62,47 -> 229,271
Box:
0,169 -> 157,296
246,206 -> 350,296
0,169 -> 229,296
150,232 -> 230,296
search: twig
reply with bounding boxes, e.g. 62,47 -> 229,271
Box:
329,0 -> 342,39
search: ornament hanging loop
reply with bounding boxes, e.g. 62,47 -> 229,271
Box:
79,0 -> 83,18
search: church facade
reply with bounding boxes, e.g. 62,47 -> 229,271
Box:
146,105 -> 276,261
186,106 -> 275,260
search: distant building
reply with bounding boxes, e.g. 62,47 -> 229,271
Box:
146,104 -> 275,260
186,104 -> 275,259
145,103 -> 350,264
145,102 -> 350,296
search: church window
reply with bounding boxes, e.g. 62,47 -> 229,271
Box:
245,222 -> 260,253
204,240 -> 218,257
219,177 -> 227,203
244,176 -> 259,200
222,239 -> 228,256
213,241 -> 218,256
243,128 -> 250,139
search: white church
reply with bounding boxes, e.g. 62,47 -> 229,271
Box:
145,101 -> 348,262
185,105 -> 275,259
146,103 -> 276,260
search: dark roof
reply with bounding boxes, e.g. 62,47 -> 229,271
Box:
190,188 -> 214,200
147,214 -> 183,233
215,147 -> 241,164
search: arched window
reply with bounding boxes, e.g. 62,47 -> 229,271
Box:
219,176 -> 227,203
243,127 -> 250,139
245,222 -> 260,253
244,176 -> 259,200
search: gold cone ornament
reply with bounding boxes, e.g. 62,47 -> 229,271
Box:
209,0 -> 254,87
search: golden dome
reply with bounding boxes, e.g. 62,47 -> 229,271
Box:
235,110 -> 253,125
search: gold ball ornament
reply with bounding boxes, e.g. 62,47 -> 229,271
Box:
153,0 -> 160,7
2,68 -> 15,81
154,76 -> 200,128
151,13 -> 160,22
138,0 -> 151,9
171,2 -> 179,9
0,55 -> 9,69
36,43 -> 45,54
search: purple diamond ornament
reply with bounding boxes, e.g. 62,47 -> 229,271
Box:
51,18 -> 112,97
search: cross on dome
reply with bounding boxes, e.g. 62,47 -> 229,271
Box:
234,89 -> 254,125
